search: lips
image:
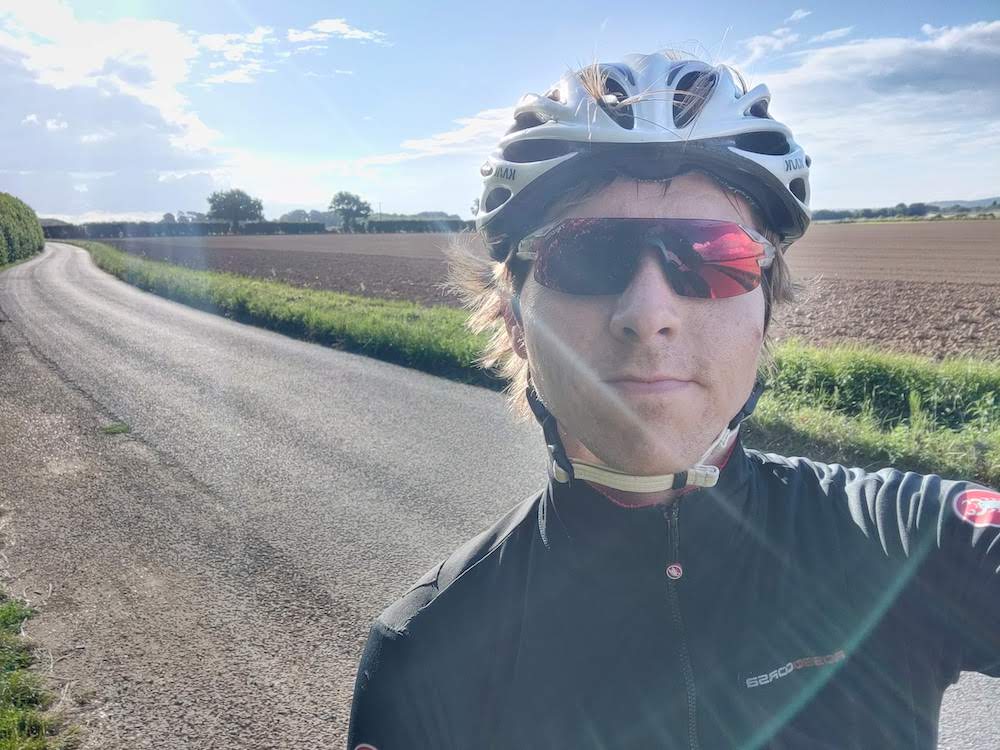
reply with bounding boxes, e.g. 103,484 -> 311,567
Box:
605,375 -> 694,395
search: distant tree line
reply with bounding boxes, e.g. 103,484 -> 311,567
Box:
40,188 -> 477,241
813,200 -> 999,221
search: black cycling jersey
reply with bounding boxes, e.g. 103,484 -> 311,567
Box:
347,440 -> 1000,749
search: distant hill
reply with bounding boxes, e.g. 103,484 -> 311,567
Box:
38,217 -> 71,226
926,197 -> 1000,209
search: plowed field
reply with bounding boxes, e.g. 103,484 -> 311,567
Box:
106,220 -> 1000,360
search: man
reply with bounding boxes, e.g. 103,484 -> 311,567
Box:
347,52 -> 999,749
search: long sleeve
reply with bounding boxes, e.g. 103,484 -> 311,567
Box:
346,619 -> 450,750
845,469 -> 1000,676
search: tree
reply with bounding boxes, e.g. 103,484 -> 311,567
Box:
329,191 -> 371,232
161,212 -> 176,223
905,202 -> 929,217
279,209 -> 310,223
207,189 -> 264,232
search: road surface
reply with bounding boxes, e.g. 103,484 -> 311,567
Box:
0,243 -> 995,748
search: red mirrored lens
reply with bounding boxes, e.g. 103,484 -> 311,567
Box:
528,218 -> 765,298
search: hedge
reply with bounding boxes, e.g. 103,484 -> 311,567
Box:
0,194 -> 44,266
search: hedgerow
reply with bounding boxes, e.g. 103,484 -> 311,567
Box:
0,194 -> 44,267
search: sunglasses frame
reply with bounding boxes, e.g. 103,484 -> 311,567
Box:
513,217 -> 777,297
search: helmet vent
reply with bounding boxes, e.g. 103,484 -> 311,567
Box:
506,112 -> 547,135
483,187 -> 512,213
789,178 -> 807,203
544,87 -> 562,103
672,71 -> 717,128
747,99 -> 770,118
598,76 -> 634,130
734,131 -> 790,156
502,138 -> 572,164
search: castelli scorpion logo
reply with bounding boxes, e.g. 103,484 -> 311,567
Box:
953,489 -> 1000,528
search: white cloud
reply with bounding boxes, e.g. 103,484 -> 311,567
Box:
196,26 -> 274,85
212,106 -> 512,214
738,27 -> 801,67
761,20 -> 1000,206
0,0 -> 215,151
20,113 -> 38,125
303,68 -> 355,78
202,62 -> 265,85
45,117 -> 68,130
80,131 -> 114,144
784,9 -> 812,23
287,29 -> 326,44
808,27 -> 854,44
358,107 -> 512,166
287,18 -> 389,46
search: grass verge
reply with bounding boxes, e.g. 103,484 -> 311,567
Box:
0,593 -> 78,749
74,240 -> 1000,487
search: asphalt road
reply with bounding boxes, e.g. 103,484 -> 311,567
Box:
0,243 -> 996,748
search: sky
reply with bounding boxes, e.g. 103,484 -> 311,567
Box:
1,0 -> 998,222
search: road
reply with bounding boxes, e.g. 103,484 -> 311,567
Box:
0,243 -> 996,749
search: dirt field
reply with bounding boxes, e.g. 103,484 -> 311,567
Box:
106,220 -> 1000,360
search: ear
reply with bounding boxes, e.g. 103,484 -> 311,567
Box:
502,295 -> 528,360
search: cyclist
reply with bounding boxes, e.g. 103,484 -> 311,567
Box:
347,50 -> 1000,749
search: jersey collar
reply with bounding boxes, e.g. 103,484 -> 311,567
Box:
538,436 -> 757,575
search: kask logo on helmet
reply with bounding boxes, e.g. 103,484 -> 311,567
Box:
953,489 -> 1000,528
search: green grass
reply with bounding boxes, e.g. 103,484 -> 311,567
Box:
767,340 -> 1000,430
99,422 -> 130,435
74,240 -> 1000,487
0,595 -> 78,749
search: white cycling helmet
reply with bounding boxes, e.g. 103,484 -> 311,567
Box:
476,51 -> 811,261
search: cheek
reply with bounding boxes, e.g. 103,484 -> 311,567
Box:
722,289 -> 766,383
520,283 -> 606,393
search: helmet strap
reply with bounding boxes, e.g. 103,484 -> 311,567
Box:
528,378 -> 765,492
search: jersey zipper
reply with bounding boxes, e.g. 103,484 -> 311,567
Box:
664,500 -> 701,750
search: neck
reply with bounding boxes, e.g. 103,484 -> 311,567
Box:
573,430 -> 740,509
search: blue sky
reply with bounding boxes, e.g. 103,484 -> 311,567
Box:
2,0 -> 998,221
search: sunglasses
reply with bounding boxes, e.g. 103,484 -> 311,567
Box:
514,218 -> 775,298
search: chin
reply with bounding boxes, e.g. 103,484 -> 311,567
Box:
593,438 -> 702,477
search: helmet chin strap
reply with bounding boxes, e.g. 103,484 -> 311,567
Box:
526,379 -> 764,493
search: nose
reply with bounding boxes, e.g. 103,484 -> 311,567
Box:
609,246 -> 684,342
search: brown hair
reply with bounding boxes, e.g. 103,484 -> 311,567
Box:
442,173 -> 795,422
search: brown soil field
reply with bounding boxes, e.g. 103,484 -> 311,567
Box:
105,220 -> 1000,360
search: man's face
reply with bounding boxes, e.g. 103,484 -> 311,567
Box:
507,172 -> 766,476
